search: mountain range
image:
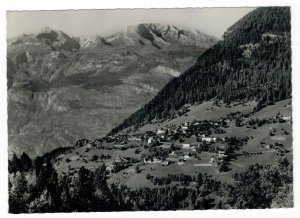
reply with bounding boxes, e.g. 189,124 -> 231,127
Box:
7,23 -> 218,156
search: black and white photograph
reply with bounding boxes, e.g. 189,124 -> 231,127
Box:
1,0 -> 299,216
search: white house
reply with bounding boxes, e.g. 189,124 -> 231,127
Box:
156,128 -> 166,135
281,116 -> 292,122
147,137 -> 154,144
153,157 -> 162,163
176,161 -> 185,165
144,157 -> 162,164
182,143 -> 191,149
183,154 -> 190,160
218,151 -> 227,158
202,137 -> 216,143
265,144 -> 272,149
182,126 -> 189,130
169,151 -> 175,157
209,157 -> 216,164
161,160 -> 169,166
106,164 -> 116,174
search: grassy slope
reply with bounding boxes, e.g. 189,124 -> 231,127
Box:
54,98 -> 292,188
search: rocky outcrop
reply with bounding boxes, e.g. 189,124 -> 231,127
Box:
133,23 -> 218,48
12,52 -> 28,67
149,65 -> 181,77
37,27 -> 80,51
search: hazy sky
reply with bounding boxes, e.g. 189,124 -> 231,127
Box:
7,8 -> 255,39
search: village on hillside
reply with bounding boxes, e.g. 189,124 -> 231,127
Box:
52,99 -> 292,187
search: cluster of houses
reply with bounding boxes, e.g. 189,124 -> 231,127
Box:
244,113 -> 292,128
146,120 -> 224,144
142,141 -> 228,167
273,113 -> 292,123
95,118 -> 230,151
209,151 -> 228,166
143,153 -> 192,166
76,118 -> 242,173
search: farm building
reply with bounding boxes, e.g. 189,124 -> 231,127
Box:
209,157 -> 216,164
218,151 -> 227,158
147,137 -> 154,144
169,151 -> 175,157
281,116 -> 292,123
166,157 -> 179,164
182,126 -> 189,130
202,137 -> 217,143
161,160 -> 169,166
156,128 -> 166,135
128,136 -> 142,141
182,143 -> 191,149
106,164 -> 116,174
183,154 -> 190,160
143,157 -> 162,164
113,144 -> 126,149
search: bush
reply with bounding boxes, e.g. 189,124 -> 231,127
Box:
91,155 -> 99,161
135,165 -> 141,173
146,173 -> 152,180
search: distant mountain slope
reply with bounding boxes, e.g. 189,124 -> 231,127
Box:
110,7 -> 291,135
7,24 -> 217,156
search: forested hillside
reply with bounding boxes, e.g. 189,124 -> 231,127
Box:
110,7 -> 291,134
8,150 -> 293,213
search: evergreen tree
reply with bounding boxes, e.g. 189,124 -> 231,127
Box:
60,176 -> 73,212
36,160 -> 60,211
20,152 -> 32,172
93,165 -> 116,211
73,167 -> 95,211
9,172 -> 28,213
8,153 -> 21,174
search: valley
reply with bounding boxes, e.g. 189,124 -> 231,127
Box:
7,25 -> 217,157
